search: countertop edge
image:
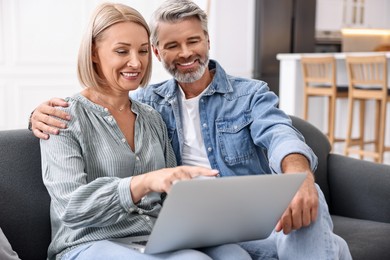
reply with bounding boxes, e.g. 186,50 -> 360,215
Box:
276,52 -> 390,60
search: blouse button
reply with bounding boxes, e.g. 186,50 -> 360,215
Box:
121,138 -> 126,143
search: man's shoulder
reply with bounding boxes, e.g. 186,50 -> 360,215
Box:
223,75 -> 271,97
229,75 -> 267,88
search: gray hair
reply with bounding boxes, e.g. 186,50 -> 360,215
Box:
150,0 -> 208,46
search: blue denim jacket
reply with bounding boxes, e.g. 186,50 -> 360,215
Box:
132,60 -> 317,176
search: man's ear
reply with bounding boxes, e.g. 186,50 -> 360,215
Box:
206,34 -> 210,50
152,45 -> 161,62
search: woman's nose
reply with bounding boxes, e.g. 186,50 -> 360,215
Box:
127,53 -> 141,68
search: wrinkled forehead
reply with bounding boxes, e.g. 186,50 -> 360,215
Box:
156,17 -> 207,44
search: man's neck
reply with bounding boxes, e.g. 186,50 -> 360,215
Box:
178,69 -> 213,99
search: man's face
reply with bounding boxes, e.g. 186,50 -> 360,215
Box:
153,17 -> 210,83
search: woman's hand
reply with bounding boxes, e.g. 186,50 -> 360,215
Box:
130,166 -> 219,203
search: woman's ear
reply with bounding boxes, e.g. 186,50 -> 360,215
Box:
91,44 -> 99,64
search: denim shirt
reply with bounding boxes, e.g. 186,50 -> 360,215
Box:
132,60 -> 317,176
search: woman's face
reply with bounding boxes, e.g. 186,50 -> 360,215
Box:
93,21 -> 149,93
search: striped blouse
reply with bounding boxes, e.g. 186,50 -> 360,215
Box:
40,93 -> 177,259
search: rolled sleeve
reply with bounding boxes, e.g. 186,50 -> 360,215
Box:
269,139 -> 318,174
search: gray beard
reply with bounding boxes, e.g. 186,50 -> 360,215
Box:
162,55 -> 209,84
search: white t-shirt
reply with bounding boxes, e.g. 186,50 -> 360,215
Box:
178,87 -> 212,169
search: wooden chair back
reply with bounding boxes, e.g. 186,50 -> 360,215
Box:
301,56 -> 336,91
345,55 -> 388,99
344,55 -> 389,163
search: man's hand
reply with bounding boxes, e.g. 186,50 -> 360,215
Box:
30,98 -> 70,139
275,154 -> 319,234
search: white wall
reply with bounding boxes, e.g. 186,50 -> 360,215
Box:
0,0 -> 255,130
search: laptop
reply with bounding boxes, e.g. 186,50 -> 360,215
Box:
124,173 -> 306,254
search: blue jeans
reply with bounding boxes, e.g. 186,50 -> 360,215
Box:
239,184 -> 352,260
61,240 -> 251,260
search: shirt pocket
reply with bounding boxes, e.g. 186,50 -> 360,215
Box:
216,111 -> 255,165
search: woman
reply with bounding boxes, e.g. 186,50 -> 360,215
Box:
40,3 -> 250,260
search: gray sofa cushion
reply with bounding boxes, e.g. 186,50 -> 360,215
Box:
328,154 -> 390,222
332,215 -> 390,260
0,129 -> 51,260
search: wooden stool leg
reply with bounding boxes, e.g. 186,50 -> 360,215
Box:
345,96 -> 354,157
374,100 -> 381,157
304,93 -> 309,121
378,99 -> 387,163
359,100 -> 366,160
328,95 -> 336,148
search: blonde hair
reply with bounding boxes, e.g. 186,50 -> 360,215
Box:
77,3 -> 152,89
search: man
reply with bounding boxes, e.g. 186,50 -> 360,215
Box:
30,0 -> 351,259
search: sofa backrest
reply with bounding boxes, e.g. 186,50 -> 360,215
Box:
0,129 -> 51,260
289,116 -> 332,205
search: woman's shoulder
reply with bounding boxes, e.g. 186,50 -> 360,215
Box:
131,99 -> 160,117
61,93 -> 97,114
131,99 -> 166,128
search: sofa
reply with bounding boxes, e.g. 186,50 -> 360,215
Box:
0,116 -> 389,260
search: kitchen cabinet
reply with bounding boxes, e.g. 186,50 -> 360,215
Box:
316,0 -> 390,30
363,0 -> 390,28
316,0 -> 344,31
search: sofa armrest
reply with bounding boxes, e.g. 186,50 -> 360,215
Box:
0,129 -> 51,259
327,154 -> 390,223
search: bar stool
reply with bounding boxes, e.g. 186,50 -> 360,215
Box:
301,56 -> 348,147
344,55 -> 390,163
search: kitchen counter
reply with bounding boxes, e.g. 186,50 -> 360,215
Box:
276,52 -> 390,163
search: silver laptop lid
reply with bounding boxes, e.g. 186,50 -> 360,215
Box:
145,173 -> 306,254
